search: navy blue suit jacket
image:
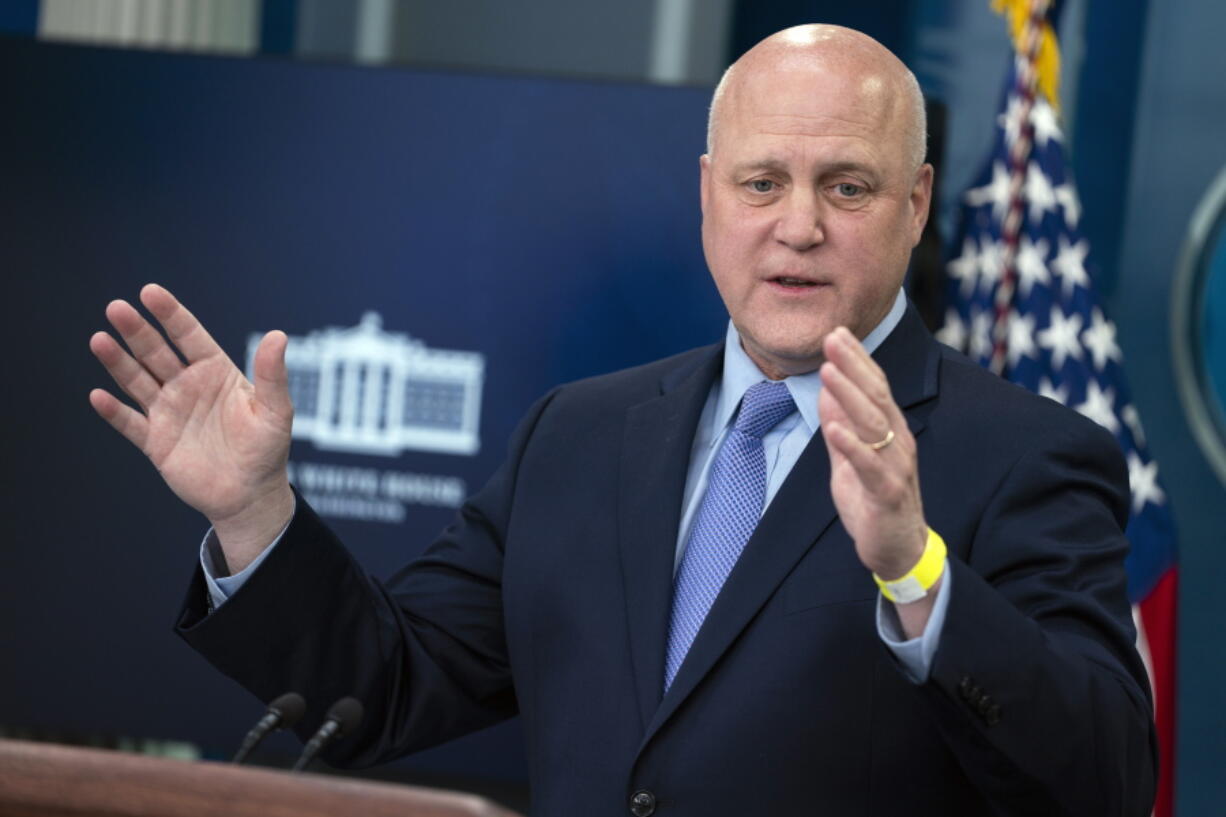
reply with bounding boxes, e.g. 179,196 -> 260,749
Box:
179,306 -> 1156,816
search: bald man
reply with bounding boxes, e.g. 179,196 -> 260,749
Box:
93,25 -> 1155,817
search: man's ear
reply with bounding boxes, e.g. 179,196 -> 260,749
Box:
909,163 -> 934,247
699,154 -> 712,214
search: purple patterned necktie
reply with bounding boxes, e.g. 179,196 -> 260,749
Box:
664,380 -> 796,691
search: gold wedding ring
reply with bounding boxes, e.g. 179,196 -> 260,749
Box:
869,429 -> 895,451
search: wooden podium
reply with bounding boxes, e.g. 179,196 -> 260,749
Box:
0,739 -> 524,817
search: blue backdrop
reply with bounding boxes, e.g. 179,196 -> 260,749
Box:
0,36 -> 722,787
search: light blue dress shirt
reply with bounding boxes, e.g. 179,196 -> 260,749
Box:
673,288 -> 949,682
203,287 -> 949,681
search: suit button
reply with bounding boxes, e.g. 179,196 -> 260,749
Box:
630,789 -> 657,817
985,703 -> 1002,726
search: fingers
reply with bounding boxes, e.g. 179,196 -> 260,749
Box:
89,330 -> 161,410
817,386 -> 849,470
252,330 -> 294,420
105,297 -> 185,384
88,388 -> 150,451
95,282 -> 229,400
820,360 -> 892,446
818,326 -> 914,494
820,327 -> 904,445
819,387 -> 894,494
819,327 -> 927,572
140,283 -> 225,365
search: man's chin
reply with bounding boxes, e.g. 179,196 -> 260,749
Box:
739,336 -> 826,379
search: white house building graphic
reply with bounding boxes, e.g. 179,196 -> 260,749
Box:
247,313 -> 485,457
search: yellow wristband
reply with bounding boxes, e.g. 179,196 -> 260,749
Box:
873,528 -> 947,604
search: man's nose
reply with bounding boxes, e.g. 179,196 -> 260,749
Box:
772,189 -> 825,251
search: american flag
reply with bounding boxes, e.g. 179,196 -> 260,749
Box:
937,12 -> 1179,815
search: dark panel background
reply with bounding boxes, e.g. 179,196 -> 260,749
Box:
0,36 -> 722,787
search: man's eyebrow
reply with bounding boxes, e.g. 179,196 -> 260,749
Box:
817,161 -> 878,178
726,158 -> 880,179
728,158 -> 790,175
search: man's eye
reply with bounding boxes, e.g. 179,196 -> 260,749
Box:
748,179 -> 776,193
835,182 -> 863,197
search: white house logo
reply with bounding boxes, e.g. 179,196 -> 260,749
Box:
245,313 -> 485,457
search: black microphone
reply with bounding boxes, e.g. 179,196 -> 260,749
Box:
231,692 -> 307,764
291,696 -> 364,772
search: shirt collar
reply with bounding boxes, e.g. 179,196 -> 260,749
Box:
716,287 -> 908,438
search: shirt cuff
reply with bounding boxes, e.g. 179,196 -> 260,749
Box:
198,510 -> 295,613
876,558 -> 952,683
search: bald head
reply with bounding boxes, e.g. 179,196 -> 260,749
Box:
707,25 -> 927,173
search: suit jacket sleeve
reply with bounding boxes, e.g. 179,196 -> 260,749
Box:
174,388 -> 560,765
917,405 -> 1157,816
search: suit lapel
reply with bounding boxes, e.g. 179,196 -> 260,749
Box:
638,305 -> 942,747
641,418 -> 842,743
618,344 -> 724,731
875,306 -> 942,419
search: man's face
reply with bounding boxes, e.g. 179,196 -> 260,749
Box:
700,62 -> 932,379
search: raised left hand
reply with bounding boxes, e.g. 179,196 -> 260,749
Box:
818,326 -> 928,582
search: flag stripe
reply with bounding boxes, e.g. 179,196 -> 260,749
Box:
1140,569 -> 1178,817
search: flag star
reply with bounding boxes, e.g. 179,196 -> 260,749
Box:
1015,235 -> 1051,297
1038,377 -> 1069,405
1050,234 -> 1090,299
1127,451 -> 1166,514
965,161 -> 1012,223
969,309 -> 994,363
1005,310 -> 1037,368
936,308 -> 968,351
1037,307 -> 1084,369
1121,404 -> 1147,448
947,237 -> 980,299
1029,98 -> 1063,147
1054,183 -> 1081,228
978,239 -> 1004,295
997,94 -> 1025,148
1081,308 -> 1123,371
1024,161 -> 1058,223
1075,380 -> 1120,434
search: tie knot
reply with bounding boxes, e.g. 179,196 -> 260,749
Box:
733,380 -> 795,439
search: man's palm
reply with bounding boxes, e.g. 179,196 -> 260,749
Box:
146,352 -> 289,519
89,284 -> 295,547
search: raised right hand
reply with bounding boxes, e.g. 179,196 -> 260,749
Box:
89,284 -> 295,572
